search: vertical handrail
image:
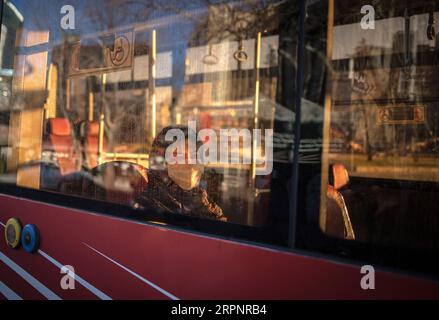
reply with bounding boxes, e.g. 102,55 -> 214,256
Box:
88,91 -> 94,121
98,74 -> 106,165
319,0 -> 334,234
66,78 -> 71,111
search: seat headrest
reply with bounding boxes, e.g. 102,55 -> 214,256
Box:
80,121 -> 100,137
87,122 -> 100,136
47,118 -> 71,136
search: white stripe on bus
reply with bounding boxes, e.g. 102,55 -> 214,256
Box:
38,250 -> 112,300
84,242 -> 180,300
0,280 -> 23,300
0,251 -> 61,300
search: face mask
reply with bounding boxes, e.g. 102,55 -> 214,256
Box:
167,164 -> 204,191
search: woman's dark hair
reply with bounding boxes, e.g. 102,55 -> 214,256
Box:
151,125 -> 189,156
149,125 -> 202,169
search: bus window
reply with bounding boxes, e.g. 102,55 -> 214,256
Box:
0,0 -> 301,246
298,0 -> 439,275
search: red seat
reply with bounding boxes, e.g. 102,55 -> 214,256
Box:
326,164 -> 355,240
80,121 -> 106,169
44,118 -> 78,175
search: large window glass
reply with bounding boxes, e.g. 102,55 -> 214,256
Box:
0,0 -> 300,246
297,0 -> 439,276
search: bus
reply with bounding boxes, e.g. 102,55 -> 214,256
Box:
0,0 -> 438,300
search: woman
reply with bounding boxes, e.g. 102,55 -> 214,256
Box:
134,126 -> 227,222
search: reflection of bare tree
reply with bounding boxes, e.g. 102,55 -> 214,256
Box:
183,1 -> 278,44
84,0 -> 159,30
100,87 -> 145,150
75,1 -> 159,151
56,0 -> 291,154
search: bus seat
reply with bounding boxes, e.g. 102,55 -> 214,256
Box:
44,118 -> 78,175
326,164 -> 356,240
80,121 -> 106,170
332,163 -> 349,190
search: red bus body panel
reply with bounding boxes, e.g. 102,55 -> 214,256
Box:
1,193 -> 439,300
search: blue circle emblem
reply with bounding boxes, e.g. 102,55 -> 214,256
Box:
21,224 -> 40,253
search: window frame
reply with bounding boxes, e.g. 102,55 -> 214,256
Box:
294,0 -> 439,280
0,0 -> 303,251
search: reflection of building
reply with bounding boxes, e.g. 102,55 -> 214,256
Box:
330,5 -> 439,182
0,1 -> 23,70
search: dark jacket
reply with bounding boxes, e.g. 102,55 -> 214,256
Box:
135,170 -> 227,222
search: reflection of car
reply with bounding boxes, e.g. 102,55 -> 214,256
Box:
348,141 -> 364,153
415,137 -> 439,153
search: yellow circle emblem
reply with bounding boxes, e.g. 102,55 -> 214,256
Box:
5,218 -> 22,249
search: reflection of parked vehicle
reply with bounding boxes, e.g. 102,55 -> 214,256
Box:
415,137 -> 439,153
